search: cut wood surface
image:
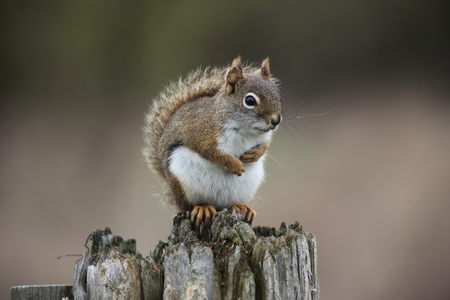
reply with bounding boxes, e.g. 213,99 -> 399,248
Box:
11,284 -> 72,300
13,209 -> 319,299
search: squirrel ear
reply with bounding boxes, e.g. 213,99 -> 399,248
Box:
225,57 -> 246,94
261,58 -> 271,80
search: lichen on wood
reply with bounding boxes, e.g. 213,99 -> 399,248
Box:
72,210 -> 319,300
73,228 -> 164,300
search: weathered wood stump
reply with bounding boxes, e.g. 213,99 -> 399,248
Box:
72,209 -> 319,300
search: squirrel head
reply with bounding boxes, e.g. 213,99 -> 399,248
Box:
221,57 -> 282,133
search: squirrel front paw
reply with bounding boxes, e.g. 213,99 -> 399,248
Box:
240,142 -> 270,164
240,147 -> 266,163
224,157 -> 246,176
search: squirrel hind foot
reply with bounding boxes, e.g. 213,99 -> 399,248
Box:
190,205 -> 217,228
231,204 -> 256,226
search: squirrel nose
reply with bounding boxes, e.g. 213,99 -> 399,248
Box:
270,114 -> 282,126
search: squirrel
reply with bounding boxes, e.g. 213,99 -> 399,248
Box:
142,57 -> 282,227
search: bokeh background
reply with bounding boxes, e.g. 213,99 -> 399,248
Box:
2,1 -> 450,299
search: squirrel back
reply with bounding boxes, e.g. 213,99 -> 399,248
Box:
142,58 -> 279,180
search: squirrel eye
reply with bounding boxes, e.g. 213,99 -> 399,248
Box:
243,93 -> 259,109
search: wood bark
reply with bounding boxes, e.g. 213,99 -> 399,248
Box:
72,210 -> 319,299
13,209 -> 319,299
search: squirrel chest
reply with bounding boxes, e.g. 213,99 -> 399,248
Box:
164,97 -> 273,210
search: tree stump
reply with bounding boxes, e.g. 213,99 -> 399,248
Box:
72,209 -> 319,300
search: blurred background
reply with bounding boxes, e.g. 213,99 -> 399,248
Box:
1,1 -> 449,299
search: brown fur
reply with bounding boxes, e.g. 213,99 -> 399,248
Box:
142,57 -> 281,212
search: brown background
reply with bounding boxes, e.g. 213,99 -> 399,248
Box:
1,1 -> 450,299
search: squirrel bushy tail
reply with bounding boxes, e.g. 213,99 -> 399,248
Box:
142,58 -> 277,180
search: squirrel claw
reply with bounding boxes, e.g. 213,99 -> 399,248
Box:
190,205 -> 217,228
231,204 -> 256,226
234,168 -> 245,176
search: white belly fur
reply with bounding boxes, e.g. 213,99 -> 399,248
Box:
168,146 -> 267,210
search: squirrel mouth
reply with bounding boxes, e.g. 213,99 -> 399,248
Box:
256,127 -> 271,133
